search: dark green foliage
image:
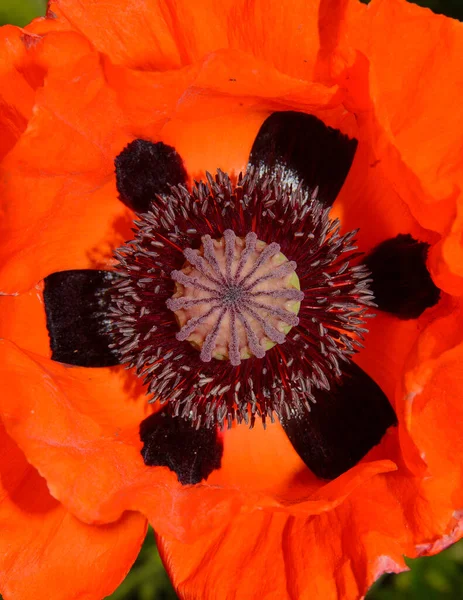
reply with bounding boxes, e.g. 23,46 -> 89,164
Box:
0,0 -> 47,27
367,541 -> 463,600
107,529 -> 177,600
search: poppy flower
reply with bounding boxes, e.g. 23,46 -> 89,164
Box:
1,0 -> 463,599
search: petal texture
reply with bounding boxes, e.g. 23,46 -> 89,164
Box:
343,0 -> 463,295
0,27 -> 35,161
158,466 -> 462,600
0,341 -> 238,541
52,0 -> 328,78
1,3 -> 462,598
0,340 -> 397,542
0,30 -> 134,293
0,421 -> 147,600
348,0 -> 463,217
52,0 -> 234,69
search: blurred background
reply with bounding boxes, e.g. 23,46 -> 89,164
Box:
1,0 -> 462,598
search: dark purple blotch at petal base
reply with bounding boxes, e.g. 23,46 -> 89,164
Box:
115,139 -> 188,213
43,269 -> 120,367
140,408 -> 223,485
364,234 -> 441,319
249,111 -> 357,207
281,362 -> 397,480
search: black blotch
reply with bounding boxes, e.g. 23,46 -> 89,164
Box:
140,409 -> 223,485
249,111 -> 357,207
281,362 -> 397,480
43,270 -> 120,367
364,234 -> 441,319
115,139 -> 188,213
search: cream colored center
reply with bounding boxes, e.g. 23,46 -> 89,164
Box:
167,231 -> 303,365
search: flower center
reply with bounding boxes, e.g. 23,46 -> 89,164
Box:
166,230 -> 304,366
109,167 -> 376,428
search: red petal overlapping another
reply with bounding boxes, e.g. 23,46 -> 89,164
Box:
0,1 -> 462,598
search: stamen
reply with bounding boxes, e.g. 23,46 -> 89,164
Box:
168,230 -> 303,365
109,166 -> 376,429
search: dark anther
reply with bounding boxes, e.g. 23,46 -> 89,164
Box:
140,409 -> 223,485
281,362 -> 397,480
364,234 -> 441,319
115,139 -> 188,213
249,111 -> 357,207
43,270 -> 120,367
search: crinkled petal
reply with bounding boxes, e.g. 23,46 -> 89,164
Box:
227,0 -> 337,80
51,0 -> 346,79
159,49 -> 344,179
428,194 -> 463,296
0,15 -> 77,161
0,421 -> 147,600
343,0 -> 463,294
0,30 -> 136,293
0,339 -> 398,544
402,300 -> 463,510
158,467 -> 462,600
51,0 -> 235,69
331,124 -> 434,256
0,27 -> 36,161
0,340 -> 239,541
348,0 -> 463,213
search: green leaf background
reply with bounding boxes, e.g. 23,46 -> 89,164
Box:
1,0 -> 462,598
0,0 -> 47,26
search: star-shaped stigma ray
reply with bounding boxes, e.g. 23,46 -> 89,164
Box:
108,167 -> 376,428
166,230 -> 304,366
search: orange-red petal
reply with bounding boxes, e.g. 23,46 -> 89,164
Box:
0,284 -> 50,357
0,340 -> 399,541
402,300 -> 463,509
347,0 -> 463,216
0,30 -> 134,293
158,467 -> 462,600
51,0 -> 235,69
227,0 -> 332,80
0,27 -> 36,161
342,0 -> 463,295
159,49 -> 344,180
0,340 -> 240,541
0,2 -> 462,597
51,0 -> 343,80
0,421 -> 147,600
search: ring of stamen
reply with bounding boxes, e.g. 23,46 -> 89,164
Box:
109,167 -> 376,429
166,230 -> 304,366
